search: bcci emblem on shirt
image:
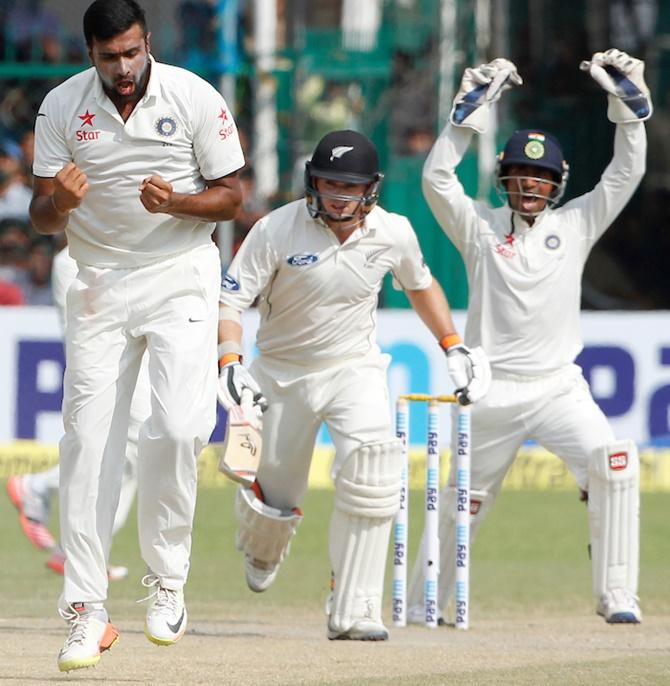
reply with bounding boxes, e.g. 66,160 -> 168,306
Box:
155,116 -> 178,137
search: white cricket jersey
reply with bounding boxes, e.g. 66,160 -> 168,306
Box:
33,56 -> 244,268
219,201 -> 432,365
423,122 -> 646,376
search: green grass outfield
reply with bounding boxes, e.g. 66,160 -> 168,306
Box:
2,486 -> 668,619
2,485 -> 669,684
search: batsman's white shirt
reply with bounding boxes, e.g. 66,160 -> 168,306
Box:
220,201 -> 432,508
423,122 -> 646,376
33,56 -> 244,268
219,200 -> 432,365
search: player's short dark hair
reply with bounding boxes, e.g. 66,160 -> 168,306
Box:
83,0 -> 147,47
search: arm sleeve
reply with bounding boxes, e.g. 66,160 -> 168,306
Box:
562,122 -> 646,245
32,92 -> 71,178
421,123 -> 487,253
219,218 -> 279,309
392,218 -> 433,291
192,81 -> 245,181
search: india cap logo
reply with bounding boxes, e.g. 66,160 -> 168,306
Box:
330,146 -> 354,161
524,140 -> 545,160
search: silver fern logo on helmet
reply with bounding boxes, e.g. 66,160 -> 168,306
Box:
330,146 -> 354,161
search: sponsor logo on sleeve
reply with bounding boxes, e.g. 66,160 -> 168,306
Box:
218,107 -> 235,141
221,274 -> 241,291
287,253 -> 319,266
609,452 -> 628,471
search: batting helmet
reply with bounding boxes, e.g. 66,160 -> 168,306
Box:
495,129 -> 570,209
304,130 -> 384,222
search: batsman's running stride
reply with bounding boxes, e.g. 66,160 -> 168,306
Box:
217,129 -> 490,641
29,0 -> 244,671
408,49 -> 650,625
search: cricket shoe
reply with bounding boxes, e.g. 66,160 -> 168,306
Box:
141,574 -> 188,645
327,618 -> 389,641
57,603 -> 119,672
597,588 -> 642,624
5,475 -> 55,550
244,555 -> 279,593
46,548 -> 129,581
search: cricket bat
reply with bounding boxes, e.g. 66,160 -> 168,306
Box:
218,388 -> 262,487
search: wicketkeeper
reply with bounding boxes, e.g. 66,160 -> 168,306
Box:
408,49 -> 650,624
217,129 -> 490,641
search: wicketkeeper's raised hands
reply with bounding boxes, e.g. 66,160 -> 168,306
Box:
580,48 -> 652,123
451,58 -> 522,133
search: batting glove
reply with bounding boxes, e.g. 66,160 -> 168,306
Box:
217,361 -> 268,419
580,48 -> 652,123
444,343 -> 491,406
451,58 -> 523,133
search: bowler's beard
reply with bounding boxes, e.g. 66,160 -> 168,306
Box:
100,56 -> 150,106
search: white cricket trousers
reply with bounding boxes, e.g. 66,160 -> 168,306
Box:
251,351 -> 395,510
450,363 -> 615,494
59,244 -> 220,603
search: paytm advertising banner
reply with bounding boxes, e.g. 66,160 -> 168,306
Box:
1,307 -> 669,447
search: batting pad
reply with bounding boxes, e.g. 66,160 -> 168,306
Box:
328,440 -> 402,632
588,440 -> 640,597
407,488 -> 490,616
235,487 -> 302,565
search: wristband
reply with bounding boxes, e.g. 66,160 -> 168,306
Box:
439,333 -> 462,350
219,353 -> 241,368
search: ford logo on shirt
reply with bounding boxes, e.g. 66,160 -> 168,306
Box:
287,253 -> 319,266
221,274 -> 241,291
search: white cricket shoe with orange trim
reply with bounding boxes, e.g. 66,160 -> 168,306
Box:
5,475 -> 56,550
58,603 -> 119,672
141,575 -> 188,645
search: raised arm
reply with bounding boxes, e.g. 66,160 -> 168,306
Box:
422,58 -> 522,250
569,49 -> 650,239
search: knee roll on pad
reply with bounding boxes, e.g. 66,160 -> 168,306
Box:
334,440 -> 403,518
329,440 -> 402,632
588,439 -> 639,597
235,486 -> 303,565
407,488 -> 491,614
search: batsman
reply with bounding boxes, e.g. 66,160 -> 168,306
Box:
217,129 -> 490,640
408,49 -> 650,624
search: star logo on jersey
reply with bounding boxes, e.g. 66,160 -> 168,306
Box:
78,110 -> 96,127
218,107 -> 235,141
504,232 -> 515,246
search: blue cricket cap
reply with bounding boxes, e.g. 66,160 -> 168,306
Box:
498,129 -> 565,177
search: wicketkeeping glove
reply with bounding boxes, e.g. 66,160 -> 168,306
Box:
450,58 -> 522,133
444,344 -> 491,406
580,48 -> 652,123
217,361 -> 268,419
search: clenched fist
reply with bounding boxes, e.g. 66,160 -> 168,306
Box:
139,175 -> 173,213
53,162 -> 88,212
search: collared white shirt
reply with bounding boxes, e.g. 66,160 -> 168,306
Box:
423,122 -> 646,376
33,56 -> 244,268
219,200 -> 432,365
